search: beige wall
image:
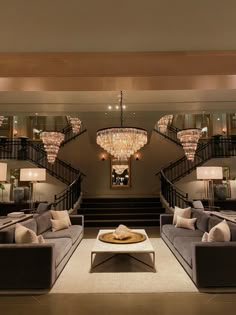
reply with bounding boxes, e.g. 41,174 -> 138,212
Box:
59,124 -> 184,197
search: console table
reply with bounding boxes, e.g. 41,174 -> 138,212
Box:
0,214 -> 33,230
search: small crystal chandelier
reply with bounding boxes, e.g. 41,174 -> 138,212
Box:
96,91 -> 148,160
67,116 -> 82,134
156,115 -> 173,133
0,116 -> 5,127
40,131 -> 65,164
177,128 -> 202,161
113,164 -> 128,175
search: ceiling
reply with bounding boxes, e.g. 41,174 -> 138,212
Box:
1,1 -> 236,116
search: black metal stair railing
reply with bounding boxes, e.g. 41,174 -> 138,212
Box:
60,125 -> 87,146
0,138 -> 81,185
160,170 -> 189,208
53,175 -> 83,210
159,136 -> 236,207
154,124 -> 182,146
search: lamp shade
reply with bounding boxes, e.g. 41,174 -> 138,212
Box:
20,168 -> 46,182
0,163 -> 7,181
196,166 -> 223,180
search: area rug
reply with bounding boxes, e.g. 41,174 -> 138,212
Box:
50,238 -> 198,293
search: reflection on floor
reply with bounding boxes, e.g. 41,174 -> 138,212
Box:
1,227 -> 236,315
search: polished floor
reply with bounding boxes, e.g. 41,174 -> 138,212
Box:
1,227 -> 236,315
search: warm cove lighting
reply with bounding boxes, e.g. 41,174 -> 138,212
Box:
196,166 -> 223,180
96,91 -> 148,160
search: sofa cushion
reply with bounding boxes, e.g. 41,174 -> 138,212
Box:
19,218 -> 37,234
42,225 -> 83,244
51,218 -> 70,232
175,216 -> 197,230
173,236 -> 202,267
208,219 -> 231,242
208,216 -> 223,231
15,223 -> 41,244
35,211 -> 52,235
51,210 -> 71,226
173,206 -> 191,224
227,221 -> 236,241
191,208 -> 210,232
45,237 -> 72,267
162,224 -> 203,243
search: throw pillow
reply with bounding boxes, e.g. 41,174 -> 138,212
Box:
173,206 -> 191,224
207,219 -> 231,242
15,223 -> 40,244
38,234 -> 46,244
175,216 -> 197,230
50,210 -> 71,226
51,217 -> 70,232
201,232 -> 209,242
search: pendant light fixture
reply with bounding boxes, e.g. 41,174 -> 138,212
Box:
96,91 -> 148,160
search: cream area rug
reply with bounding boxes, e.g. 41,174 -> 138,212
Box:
50,238 -> 198,293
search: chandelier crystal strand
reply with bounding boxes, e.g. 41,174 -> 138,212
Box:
177,128 -> 202,161
96,91 -> 148,160
40,131 -> 65,164
156,115 -> 173,133
67,116 -> 81,134
0,116 -> 4,127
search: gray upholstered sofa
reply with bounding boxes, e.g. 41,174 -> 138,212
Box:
0,210 -> 84,290
160,208 -> 236,288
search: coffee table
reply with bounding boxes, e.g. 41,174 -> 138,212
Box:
91,229 -> 155,272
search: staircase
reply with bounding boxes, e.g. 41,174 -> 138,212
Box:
78,197 -> 165,227
154,124 -> 182,146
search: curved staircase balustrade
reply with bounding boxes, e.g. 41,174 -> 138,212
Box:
0,138 -> 81,185
153,124 -> 182,146
53,175 -> 83,210
159,136 -> 236,208
160,170 -> 189,208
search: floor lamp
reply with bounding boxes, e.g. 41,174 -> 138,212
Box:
196,166 -> 223,209
20,168 -> 46,209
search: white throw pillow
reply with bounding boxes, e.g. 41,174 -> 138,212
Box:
175,216 -> 197,230
51,217 -> 70,232
201,232 -> 209,242
173,206 -> 191,224
207,219 -> 231,242
50,210 -> 71,226
15,223 -> 43,244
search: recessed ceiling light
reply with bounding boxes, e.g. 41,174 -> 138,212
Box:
122,105 -> 126,109
217,117 -> 220,121
108,105 -> 112,110
115,105 -> 119,110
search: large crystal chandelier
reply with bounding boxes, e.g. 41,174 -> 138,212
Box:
177,128 -> 202,161
0,116 -> 4,127
96,91 -> 148,160
67,116 -> 82,134
156,115 -> 173,133
40,131 -> 65,164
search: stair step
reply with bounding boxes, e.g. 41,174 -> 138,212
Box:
80,202 -> 162,208
79,207 -> 165,214
84,213 -> 161,220
82,197 -> 160,203
84,218 -> 160,228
